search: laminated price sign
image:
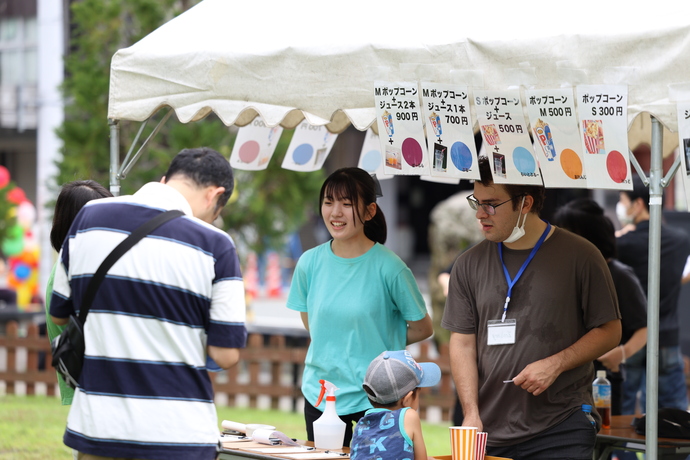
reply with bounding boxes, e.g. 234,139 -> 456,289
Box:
676,101 -> 690,210
576,85 -> 632,190
281,121 -> 338,172
525,88 -> 588,188
230,119 -> 283,171
420,82 -> 479,180
374,81 -> 429,176
474,89 -> 542,185
357,129 -> 390,179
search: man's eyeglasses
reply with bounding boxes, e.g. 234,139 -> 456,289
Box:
466,194 -> 519,215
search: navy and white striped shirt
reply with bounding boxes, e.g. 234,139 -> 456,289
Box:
50,182 -> 247,459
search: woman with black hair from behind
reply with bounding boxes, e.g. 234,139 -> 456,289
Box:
553,198 -> 647,416
287,167 -> 433,447
46,180 -> 112,406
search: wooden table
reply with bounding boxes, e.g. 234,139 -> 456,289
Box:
594,414 -> 690,460
219,440 -> 349,459
219,443 -> 511,459
220,448 -> 510,459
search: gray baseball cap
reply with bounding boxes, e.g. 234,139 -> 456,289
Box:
363,350 -> 441,405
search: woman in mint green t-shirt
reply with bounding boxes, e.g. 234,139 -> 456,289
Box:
46,180 -> 112,405
287,167 -> 433,447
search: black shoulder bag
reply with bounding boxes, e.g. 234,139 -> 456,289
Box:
51,210 -> 184,389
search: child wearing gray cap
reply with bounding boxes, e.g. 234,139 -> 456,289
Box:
350,350 -> 441,460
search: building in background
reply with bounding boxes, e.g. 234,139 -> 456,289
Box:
1,0 -> 65,299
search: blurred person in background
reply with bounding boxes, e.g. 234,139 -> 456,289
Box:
616,175 -> 690,413
553,198 -> 647,416
46,180 -> 112,407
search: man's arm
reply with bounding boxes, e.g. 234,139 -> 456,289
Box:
406,313 -> 433,345
512,318 -> 621,396
598,326 -> 646,372
207,345 -> 240,370
449,331 -> 482,431
51,315 -> 68,326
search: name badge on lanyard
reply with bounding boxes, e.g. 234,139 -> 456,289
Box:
488,222 -> 551,346
487,319 -> 516,345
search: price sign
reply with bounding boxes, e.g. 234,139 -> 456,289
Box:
230,119 -> 283,171
525,88 -> 587,188
281,121 -> 337,172
474,89 -> 541,185
676,101 -> 690,210
374,81 -> 429,176
576,85 -> 631,190
419,82 -> 479,180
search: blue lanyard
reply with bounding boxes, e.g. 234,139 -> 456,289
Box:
497,222 -> 551,322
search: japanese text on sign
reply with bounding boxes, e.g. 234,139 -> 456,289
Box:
581,92 -> 625,116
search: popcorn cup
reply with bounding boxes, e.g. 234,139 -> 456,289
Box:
450,426 -> 477,460
475,432 -> 488,460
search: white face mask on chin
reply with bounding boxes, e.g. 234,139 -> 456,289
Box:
616,201 -> 633,226
503,196 -> 527,244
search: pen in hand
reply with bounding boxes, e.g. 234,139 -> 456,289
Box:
503,379 -> 514,383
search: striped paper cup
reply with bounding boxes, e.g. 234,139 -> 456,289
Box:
475,432 -> 488,460
449,426 -> 477,460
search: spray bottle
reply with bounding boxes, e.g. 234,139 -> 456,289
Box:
313,379 -> 346,449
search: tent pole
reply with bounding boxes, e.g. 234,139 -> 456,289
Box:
109,118 -> 121,197
118,108 -> 173,179
645,116 -> 663,460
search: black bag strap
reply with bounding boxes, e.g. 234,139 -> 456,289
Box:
77,209 -> 184,323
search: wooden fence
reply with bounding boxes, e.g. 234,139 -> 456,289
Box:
0,321 -> 457,421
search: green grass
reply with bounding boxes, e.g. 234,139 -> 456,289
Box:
0,395 -> 453,458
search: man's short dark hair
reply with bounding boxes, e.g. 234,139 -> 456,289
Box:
164,147 -> 234,212
477,156 -> 545,214
552,198 -> 617,260
621,175 -> 651,211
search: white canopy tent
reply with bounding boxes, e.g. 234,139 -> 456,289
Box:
107,1 -> 690,456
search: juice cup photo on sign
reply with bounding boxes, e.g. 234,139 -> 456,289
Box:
493,153 -> 507,178
385,146 -> 402,170
434,143 -> 448,172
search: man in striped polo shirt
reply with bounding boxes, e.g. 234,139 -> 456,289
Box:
50,147 -> 247,460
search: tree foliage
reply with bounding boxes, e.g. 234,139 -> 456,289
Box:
56,0 -> 324,256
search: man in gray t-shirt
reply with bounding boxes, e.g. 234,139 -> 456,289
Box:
442,157 -> 621,460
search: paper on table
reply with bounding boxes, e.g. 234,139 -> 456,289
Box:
221,420 -> 247,433
218,434 -> 251,443
222,441 -> 280,449
252,428 -> 300,446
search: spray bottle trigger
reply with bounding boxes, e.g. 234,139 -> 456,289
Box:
315,379 -> 327,407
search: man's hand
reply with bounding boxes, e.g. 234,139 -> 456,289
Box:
512,357 -> 560,396
597,346 -> 623,372
461,413 -> 483,432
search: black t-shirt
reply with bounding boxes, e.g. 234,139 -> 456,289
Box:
608,259 -> 647,344
617,221 -> 690,346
